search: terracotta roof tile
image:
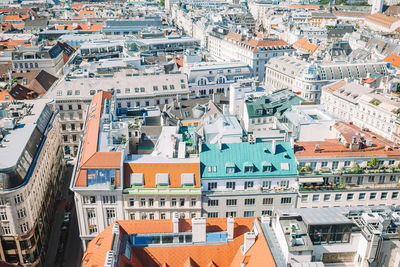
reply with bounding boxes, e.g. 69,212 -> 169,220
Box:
123,162 -> 200,188
225,31 -> 290,51
289,4 -> 320,10
366,13 -> 400,27
383,54 -> 400,69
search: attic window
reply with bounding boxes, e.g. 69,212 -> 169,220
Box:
181,173 -> 195,186
156,173 -> 169,186
225,162 -> 235,174
130,173 -> 144,186
243,162 -> 253,173
262,161 -> 272,172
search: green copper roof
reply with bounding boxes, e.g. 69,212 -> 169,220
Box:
245,90 -> 304,118
200,141 -> 297,179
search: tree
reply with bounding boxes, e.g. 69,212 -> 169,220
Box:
368,157 -> 379,168
159,0 -> 165,7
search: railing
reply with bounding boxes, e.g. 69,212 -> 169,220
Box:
298,167 -> 400,176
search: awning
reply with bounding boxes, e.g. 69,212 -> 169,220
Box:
299,177 -> 324,183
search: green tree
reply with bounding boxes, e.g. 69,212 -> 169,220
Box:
368,157 -> 379,168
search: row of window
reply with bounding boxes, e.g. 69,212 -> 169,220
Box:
127,198 -> 197,208
300,160 -> 397,170
206,180 -> 288,190
207,210 -> 273,218
58,104 -> 82,111
208,198 -> 274,207
302,191 -> 399,202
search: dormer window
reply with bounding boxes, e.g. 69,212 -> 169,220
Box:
130,173 -> 144,186
262,161 -> 272,172
207,166 -> 217,173
156,173 -> 169,186
243,162 -> 253,173
181,173 -> 195,186
225,162 -> 235,174
256,109 -> 263,116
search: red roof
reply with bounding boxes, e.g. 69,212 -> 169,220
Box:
383,54 -> 400,69
226,31 -> 290,52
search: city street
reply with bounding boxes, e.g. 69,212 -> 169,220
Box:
44,164 -> 82,267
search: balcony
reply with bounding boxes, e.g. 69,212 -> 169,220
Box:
298,166 -> 400,176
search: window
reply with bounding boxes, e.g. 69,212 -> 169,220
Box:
208,199 -> 219,206
345,177 -> 352,183
226,211 -> 237,217
359,193 -> 366,200
83,196 -> 96,204
321,162 -> 328,167
208,212 -> 218,218
392,192 -> 399,199
149,198 -> 154,207
263,198 -> 273,205
390,176 -> 397,182
244,166 -> 253,173
370,193 -> 377,199
171,198 -> 177,207
0,211 -> 7,221
244,181 -> 254,189
226,167 -> 235,173
388,160 -> 395,165
226,199 -> 237,206
125,88 -> 131,93
153,86 -> 158,91
207,166 -> 217,173
14,194 -> 23,204
62,124 -> 66,131
368,176 -> 375,183
281,197 -> 292,204
71,124 -> 75,130
244,211 -> 255,217
226,182 -> 235,190
106,208 -> 116,226
335,194 -> 342,201
129,198 -> 134,207
208,182 -> 217,191
301,195 -> 308,202
160,213 -> 166,219
344,161 -> 351,167
381,192 -> 388,199
2,226 -> 11,235
332,161 -> 339,170
140,87 -> 145,92
102,196 -> 116,204
324,194 -> 331,201
280,180 -> 289,188
17,208 -> 26,219
262,210 -> 272,216
162,85 -> 168,90
191,198 -> 196,207
262,181 -> 271,189
379,176 -> 385,184
347,193 -> 354,200
20,222 -> 29,234
63,136 -> 68,142
160,198 -> 166,207
244,198 -> 255,205
140,198 -> 146,207
312,195 -> 320,202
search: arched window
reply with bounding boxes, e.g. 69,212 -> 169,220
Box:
197,77 -> 207,86
216,76 -> 226,84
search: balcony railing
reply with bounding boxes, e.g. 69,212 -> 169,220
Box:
298,167 -> 400,176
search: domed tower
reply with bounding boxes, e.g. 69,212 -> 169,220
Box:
371,0 -> 384,14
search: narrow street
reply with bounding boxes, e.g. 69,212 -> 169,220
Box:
44,164 -> 82,267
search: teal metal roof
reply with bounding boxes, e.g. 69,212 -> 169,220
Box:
245,91 -> 304,118
200,142 -> 297,179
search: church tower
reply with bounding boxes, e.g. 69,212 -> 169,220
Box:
371,0 -> 384,14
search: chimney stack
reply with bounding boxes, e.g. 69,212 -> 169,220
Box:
243,232 -> 256,254
172,212 -> 179,233
218,140 -> 222,150
227,217 -> 234,241
192,217 -> 206,243
271,140 -> 276,155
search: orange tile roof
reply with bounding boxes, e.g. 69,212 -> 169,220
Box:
230,220 -> 276,267
289,4 -> 320,10
226,31 -> 290,52
82,218 -> 271,267
0,39 -> 31,50
292,38 -> 318,54
74,91 -> 122,187
123,162 -> 200,188
383,54 -> 400,69
79,10 -> 95,18
3,14 -> 28,21
366,13 -> 400,27
295,122 -> 400,158
0,89 -> 14,101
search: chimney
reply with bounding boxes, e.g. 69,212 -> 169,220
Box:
218,140 -> 222,150
172,212 -> 179,233
271,140 -> 276,155
192,217 -> 206,243
198,138 -> 202,153
227,217 -> 234,241
243,232 -> 256,254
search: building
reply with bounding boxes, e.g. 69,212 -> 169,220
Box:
295,122 -> 400,209
265,56 -> 390,102
278,105 -> 337,141
209,30 -> 294,81
71,92 -> 203,249
365,13 -> 400,32
273,206 -> 400,266
11,42 -> 75,77
184,60 -> 252,97
371,0 -> 384,14
309,12 -> 337,27
200,141 -> 298,218
80,216 -> 277,267
322,80 -> 400,144
78,39 -> 124,60
199,113 -> 244,144
0,100 -> 63,266
102,18 -> 168,36
243,89 -> 304,134
46,71 -> 190,157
